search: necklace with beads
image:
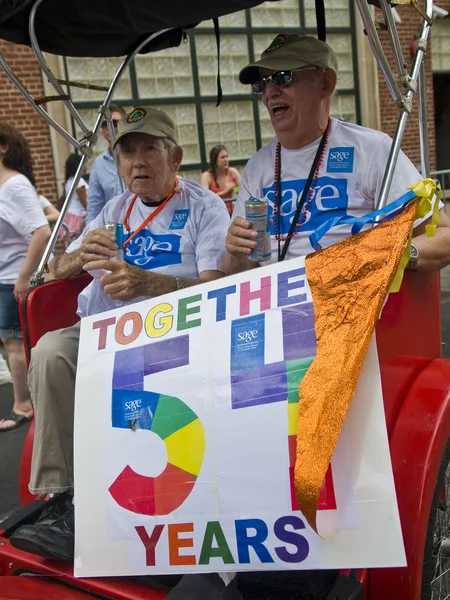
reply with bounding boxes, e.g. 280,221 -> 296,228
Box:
273,117 -> 332,262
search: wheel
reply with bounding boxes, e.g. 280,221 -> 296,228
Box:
422,439 -> 450,599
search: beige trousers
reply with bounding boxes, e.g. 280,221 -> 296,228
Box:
28,322 -> 80,495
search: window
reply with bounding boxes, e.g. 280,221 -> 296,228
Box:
65,0 -> 361,182
432,19 -> 450,72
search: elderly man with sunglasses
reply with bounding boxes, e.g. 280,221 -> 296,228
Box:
85,103 -> 126,224
225,33 -> 450,275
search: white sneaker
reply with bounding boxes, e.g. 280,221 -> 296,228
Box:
0,355 -> 12,385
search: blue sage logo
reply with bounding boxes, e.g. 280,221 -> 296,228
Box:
169,209 -> 190,230
327,147 -> 355,173
231,314 -> 265,371
263,176 -> 349,236
125,230 -> 181,269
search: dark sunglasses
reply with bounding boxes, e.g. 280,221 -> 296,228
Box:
101,119 -> 120,129
251,66 -> 321,95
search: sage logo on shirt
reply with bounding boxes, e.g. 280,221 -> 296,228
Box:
125,230 -> 182,269
327,147 -> 355,173
169,209 -> 190,230
263,176 -> 349,235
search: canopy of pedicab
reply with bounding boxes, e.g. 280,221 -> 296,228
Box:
0,0 -> 286,57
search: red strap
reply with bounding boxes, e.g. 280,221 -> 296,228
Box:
123,179 -> 179,248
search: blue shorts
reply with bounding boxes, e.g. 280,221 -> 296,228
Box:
0,283 -> 22,339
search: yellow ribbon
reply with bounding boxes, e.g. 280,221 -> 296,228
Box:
390,178 -> 441,293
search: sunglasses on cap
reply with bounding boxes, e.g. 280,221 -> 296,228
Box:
251,66 -> 322,95
101,119 -> 120,129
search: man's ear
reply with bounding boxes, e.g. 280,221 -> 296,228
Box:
322,69 -> 337,99
172,146 -> 183,172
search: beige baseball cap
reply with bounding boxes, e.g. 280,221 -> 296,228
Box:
239,33 -> 338,84
114,106 -> 178,147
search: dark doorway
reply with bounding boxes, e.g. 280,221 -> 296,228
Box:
434,72 -> 450,172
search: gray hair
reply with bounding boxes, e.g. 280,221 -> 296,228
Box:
162,137 -> 179,163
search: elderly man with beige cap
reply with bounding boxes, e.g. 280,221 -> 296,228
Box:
225,33 -> 450,274
9,106 -> 230,565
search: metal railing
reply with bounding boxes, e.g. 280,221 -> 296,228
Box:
431,169 -> 450,194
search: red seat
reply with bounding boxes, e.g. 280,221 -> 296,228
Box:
19,273 -> 92,366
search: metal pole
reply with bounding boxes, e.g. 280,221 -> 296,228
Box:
378,0 -> 408,78
418,62 -> 430,178
33,28 -> 173,281
354,0 -> 403,104
361,0 -> 434,210
376,110 -> 410,213
29,0 -> 90,135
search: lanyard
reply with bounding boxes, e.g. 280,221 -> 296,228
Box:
275,118 -> 331,262
123,178 -> 179,248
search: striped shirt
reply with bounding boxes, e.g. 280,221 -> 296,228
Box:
86,149 -> 123,224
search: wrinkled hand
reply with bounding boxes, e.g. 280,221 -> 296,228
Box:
79,228 -> 117,265
13,275 -> 30,301
82,259 -> 152,300
226,216 -> 258,258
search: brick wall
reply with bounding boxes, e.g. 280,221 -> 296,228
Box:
0,40 -> 57,202
376,5 -> 446,171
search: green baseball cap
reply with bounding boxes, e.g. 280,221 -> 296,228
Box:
239,33 -> 338,84
114,106 -> 178,147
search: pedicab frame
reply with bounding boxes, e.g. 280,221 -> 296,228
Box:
0,0 -> 449,598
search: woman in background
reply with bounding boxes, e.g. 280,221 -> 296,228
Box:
200,145 -> 241,215
60,154 -> 89,240
0,123 -> 50,431
38,193 -> 60,224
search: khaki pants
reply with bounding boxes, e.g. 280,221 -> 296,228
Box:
28,322 -> 80,495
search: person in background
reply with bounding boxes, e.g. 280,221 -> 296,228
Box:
60,154 -> 88,240
38,194 -> 60,224
85,103 -> 126,224
200,145 -> 241,215
0,123 -> 51,431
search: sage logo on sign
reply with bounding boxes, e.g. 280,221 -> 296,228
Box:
231,314 -> 265,370
125,230 -> 182,269
238,330 -> 258,343
327,147 -> 355,173
263,177 -> 349,235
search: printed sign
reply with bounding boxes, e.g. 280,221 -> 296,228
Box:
74,257 -> 405,577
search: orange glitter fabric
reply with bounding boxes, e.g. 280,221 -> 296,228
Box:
296,202 -> 417,532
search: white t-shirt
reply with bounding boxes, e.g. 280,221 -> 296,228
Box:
233,118 -> 426,263
67,178 -> 230,317
0,174 -> 48,284
38,195 -> 51,211
65,176 -> 88,217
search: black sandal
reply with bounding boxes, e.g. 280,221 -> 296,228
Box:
0,411 -> 32,432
